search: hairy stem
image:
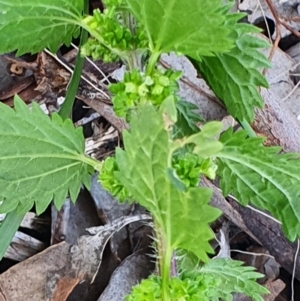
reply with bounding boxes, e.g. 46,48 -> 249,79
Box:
121,10 -> 144,70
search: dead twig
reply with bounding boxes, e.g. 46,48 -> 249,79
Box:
263,0 -> 281,74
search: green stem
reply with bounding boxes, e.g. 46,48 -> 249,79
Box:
237,118 -> 256,138
77,154 -> 102,171
59,0 -> 89,119
125,51 -> 138,71
121,11 -> 142,71
59,22 -> 88,118
161,242 -> 173,301
146,51 -> 161,75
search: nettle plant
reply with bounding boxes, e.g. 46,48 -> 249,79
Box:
1,0 -> 300,300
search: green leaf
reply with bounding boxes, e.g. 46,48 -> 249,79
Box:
0,0 -> 83,55
0,95 -> 93,215
174,101 -> 204,138
114,104 -> 221,261
193,16 -> 271,122
199,258 -> 269,301
159,95 -> 178,127
123,0 -> 235,59
0,211 -> 24,260
216,128 -> 300,241
184,121 -> 224,157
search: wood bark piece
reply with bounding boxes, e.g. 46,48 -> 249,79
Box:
239,0 -> 300,38
76,92 -> 128,133
4,231 -> 45,262
264,279 -> 285,301
229,199 -> 300,281
97,254 -> 152,301
0,75 -> 35,100
0,242 -> 70,301
3,212 -> 48,261
0,54 -> 34,100
51,190 -> 101,245
90,176 -> 132,258
20,212 -> 44,229
253,87 -> 300,152
50,275 -> 84,301
202,177 -> 261,244
85,125 -> 119,160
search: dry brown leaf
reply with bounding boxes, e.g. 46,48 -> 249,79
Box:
50,275 -> 84,301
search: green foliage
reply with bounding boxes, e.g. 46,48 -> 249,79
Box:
99,156 -> 132,202
196,258 -> 268,301
126,276 -> 161,301
0,0 -> 83,55
172,152 -> 217,187
81,0 -> 147,62
123,0 -> 236,59
194,15 -> 271,122
113,103 -> 221,261
174,101 -> 204,139
127,259 -> 268,301
81,37 -> 118,62
0,95 -> 94,215
216,128 -> 300,241
182,122 -> 224,158
126,275 -> 202,301
176,249 -> 201,272
109,67 -> 182,121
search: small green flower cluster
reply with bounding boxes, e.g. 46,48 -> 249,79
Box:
98,156 -> 132,202
125,274 -> 223,301
81,0 -> 147,62
172,151 -> 218,187
81,38 -> 118,62
109,67 -> 182,121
